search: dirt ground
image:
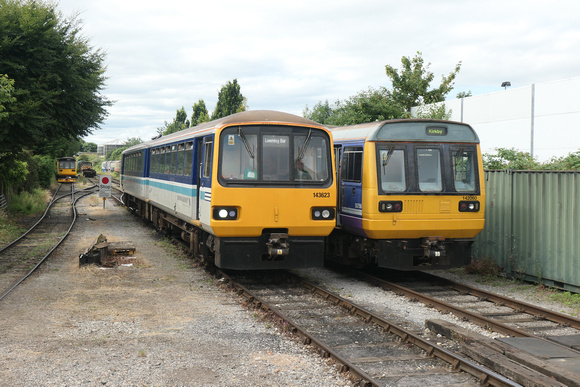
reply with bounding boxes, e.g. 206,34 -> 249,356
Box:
0,194 -> 350,386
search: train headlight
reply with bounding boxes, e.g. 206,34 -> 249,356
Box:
379,201 -> 403,213
213,207 -> 238,220
459,201 -> 480,212
312,207 -> 335,220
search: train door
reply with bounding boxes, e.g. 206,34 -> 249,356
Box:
334,145 -> 343,227
195,138 -> 203,220
340,146 -> 364,224
196,136 -> 213,224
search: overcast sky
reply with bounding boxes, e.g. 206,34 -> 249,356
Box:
57,0 -> 580,158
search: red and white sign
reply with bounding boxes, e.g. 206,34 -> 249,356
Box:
98,175 -> 112,198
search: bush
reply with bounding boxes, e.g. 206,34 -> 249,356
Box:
464,257 -> 502,277
35,154 -> 56,188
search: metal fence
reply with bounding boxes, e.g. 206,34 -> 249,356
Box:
473,170 -> 580,292
0,194 -> 7,212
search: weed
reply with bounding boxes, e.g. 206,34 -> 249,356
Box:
0,212 -> 25,245
464,257 -> 502,278
7,188 -> 50,215
549,291 -> 580,313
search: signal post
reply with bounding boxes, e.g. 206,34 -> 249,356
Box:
98,176 -> 112,208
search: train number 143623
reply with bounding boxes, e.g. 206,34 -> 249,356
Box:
313,192 -> 331,198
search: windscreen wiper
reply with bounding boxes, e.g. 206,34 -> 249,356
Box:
238,127 -> 255,160
297,129 -> 312,160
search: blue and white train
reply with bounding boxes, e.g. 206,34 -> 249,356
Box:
121,110 -> 337,270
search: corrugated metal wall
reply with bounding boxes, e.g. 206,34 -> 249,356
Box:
473,170 -> 580,291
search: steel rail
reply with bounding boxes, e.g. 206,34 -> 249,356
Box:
87,177 -> 124,205
0,189 -> 94,301
354,269 -> 580,339
419,271 -> 580,330
220,270 -> 520,387
0,183 -> 64,254
219,270 -> 381,386
298,276 -> 520,387
0,184 -> 97,254
354,270 -> 534,338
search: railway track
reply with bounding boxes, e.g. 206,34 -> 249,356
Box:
352,269 -> 580,338
339,268 -> 580,386
220,270 -> 519,386
0,183 -> 96,300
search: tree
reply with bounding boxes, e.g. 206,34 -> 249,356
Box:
211,79 -> 246,120
191,99 -> 210,126
0,74 -> 16,121
483,148 -> 539,170
0,0 -> 112,154
331,87 -> 403,125
413,103 -> 452,120
303,100 -> 335,125
159,107 -> 190,135
304,53 -> 462,124
385,51 -> 461,113
456,91 -> 472,99
536,151 -> 580,171
108,137 -> 142,160
80,139 -> 98,153
304,88 -> 403,125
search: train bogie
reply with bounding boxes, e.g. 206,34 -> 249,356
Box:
121,110 -> 336,270
328,119 -> 485,271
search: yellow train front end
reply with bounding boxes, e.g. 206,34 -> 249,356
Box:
361,142 -> 486,241
56,157 -> 77,183
207,113 -> 336,270
211,186 -> 336,238
330,119 -> 485,270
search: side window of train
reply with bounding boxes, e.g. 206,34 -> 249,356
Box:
203,140 -> 212,178
341,146 -> 363,182
184,141 -> 193,176
176,143 -> 185,175
163,146 -> 171,174
150,149 -> 156,174
170,144 -> 178,175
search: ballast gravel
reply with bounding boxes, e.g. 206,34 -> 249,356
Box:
0,196 -> 351,387
1,192 -> 577,386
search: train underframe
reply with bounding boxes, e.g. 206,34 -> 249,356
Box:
325,229 -> 473,270
124,194 -> 325,270
57,176 -> 76,183
82,168 -> 97,178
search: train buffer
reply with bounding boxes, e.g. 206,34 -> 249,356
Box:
106,242 -> 136,256
79,235 -> 136,266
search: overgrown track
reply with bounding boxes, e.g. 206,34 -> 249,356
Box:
0,183 -> 97,300
220,270 -> 518,387
341,268 -> 580,386
353,269 -> 580,338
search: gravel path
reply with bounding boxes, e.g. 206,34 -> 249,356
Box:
0,195 -> 351,386
1,192 -> 577,386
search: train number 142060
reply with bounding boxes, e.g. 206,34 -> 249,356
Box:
313,192 -> 331,198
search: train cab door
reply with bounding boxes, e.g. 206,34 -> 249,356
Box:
334,145 -> 343,227
196,136 -> 213,224
340,146 -> 364,226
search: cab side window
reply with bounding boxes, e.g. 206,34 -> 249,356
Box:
341,146 -> 363,182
